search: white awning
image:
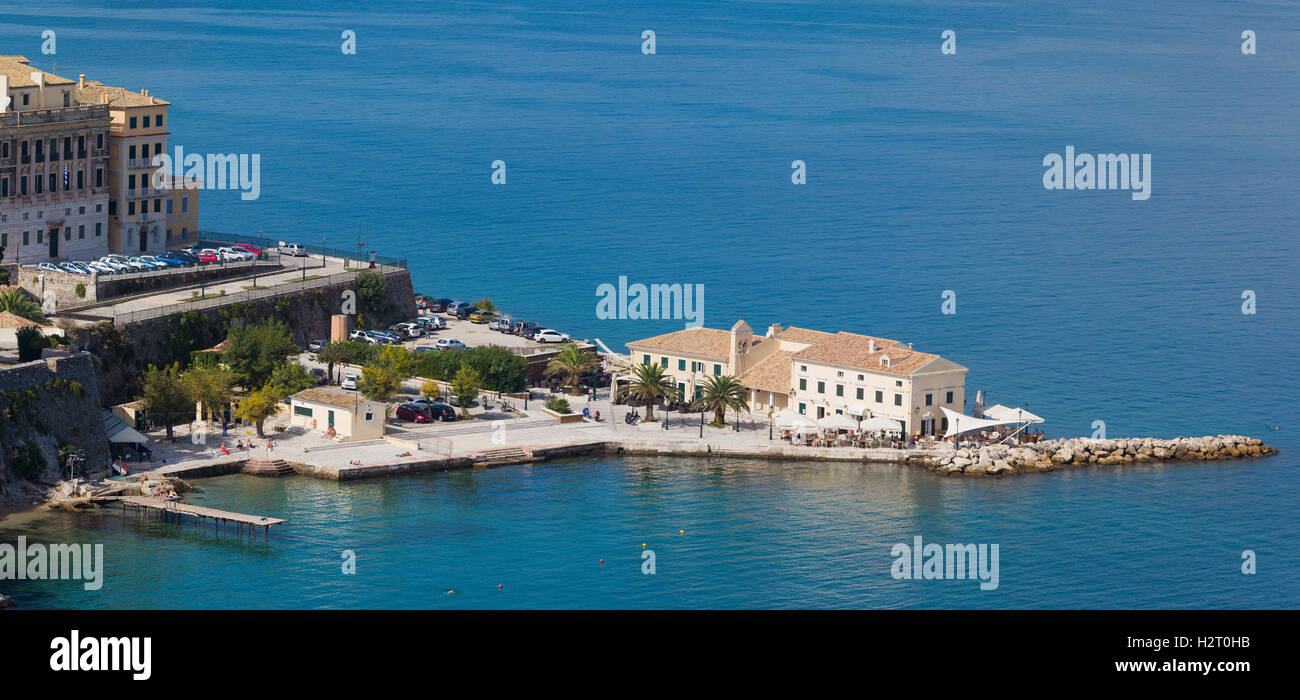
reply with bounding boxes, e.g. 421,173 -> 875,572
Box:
845,404 -> 868,415
859,416 -> 904,433
981,404 -> 1044,424
103,410 -> 148,444
941,407 -> 1031,438
773,409 -> 816,428
817,413 -> 858,430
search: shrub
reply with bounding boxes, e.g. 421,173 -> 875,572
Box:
544,396 -> 571,414
17,326 -> 44,362
10,441 -> 46,480
74,282 -> 86,299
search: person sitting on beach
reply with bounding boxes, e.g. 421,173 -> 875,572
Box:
236,439 -> 245,450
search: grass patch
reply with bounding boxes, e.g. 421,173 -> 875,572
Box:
241,285 -> 269,291
299,275 -> 325,282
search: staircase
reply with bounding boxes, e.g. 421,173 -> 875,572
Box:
472,447 -> 534,468
242,458 -> 294,477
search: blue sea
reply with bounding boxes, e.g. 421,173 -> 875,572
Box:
1,1 -> 1296,608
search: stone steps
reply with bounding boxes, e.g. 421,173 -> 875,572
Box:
473,447 -> 533,467
242,458 -> 294,477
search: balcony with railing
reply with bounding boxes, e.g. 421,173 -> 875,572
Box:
0,103 -> 110,127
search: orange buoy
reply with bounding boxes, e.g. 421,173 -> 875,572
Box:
498,584 -> 503,589
599,559 -> 604,564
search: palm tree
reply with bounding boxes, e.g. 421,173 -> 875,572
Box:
693,374 -> 750,426
623,362 -> 676,422
0,288 -> 45,324
544,342 -> 599,395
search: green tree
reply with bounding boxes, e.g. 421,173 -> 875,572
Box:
624,362 -> 676,422
544,342 -> 598,395
451,365 -> 482,418
222,318 -> 300,390
359,346 -> 411,418
16,326 -> 45,362
138,363 -> 193,442
471,298 -> 497,313
233,384 -> 281,438
9,441 -> 46,480
355,270 -> 388,324
316,341 -> 374,384
269,361 -> 317,397
183,367 -> 234,423
693,374 -> 750,427
409,346 -> 525,393
0,288 -> 45,324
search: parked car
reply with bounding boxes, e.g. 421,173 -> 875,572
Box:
307,339 -> 326,353
233,243 -> 263,257
468,309 -> 498,324
433,338 -> 468,351
446,301 -> 474,317
166,249 -> 201,265
279,242 -> 307,257
516,321 -> 543,338
217,246 -> 256,262
409,398 -> 456,421
85,260 -> 116,274
98,257 -> 133,272
309,368 -> 328,384
349,330 -> 379,344
390,322 -> 423,339
197,248 -> 227,263
533,329 -> 571,344
340,373 -> 360,390
453,305 -> 478,320
106,254 -> 147,271
395,403 -> 434,423
141,255 -> 178,268
427,298 -> 454,313
155,252 -> 193,267
369,330 -> 403,345
414,345 -> 437,353
416,315 -> 446,330
56,262 -> 90,275
127,256 -> 161,270
489,317 -> 513,332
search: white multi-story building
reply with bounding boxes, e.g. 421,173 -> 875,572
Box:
0,56 -> 111,264
626,320 -> 968,437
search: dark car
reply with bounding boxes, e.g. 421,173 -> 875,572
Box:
166,249 -> 201,265
309,368 -> 328,384
428,298 -> 453,313
517,321 -> 542,338
408,397 -> 456,421
395,403 -> 434,423
452,305 -> 477,320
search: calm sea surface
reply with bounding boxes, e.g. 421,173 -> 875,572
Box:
1,1 -> 1296,608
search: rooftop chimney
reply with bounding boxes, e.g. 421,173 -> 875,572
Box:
868,339 -> 876,353
78,73 -> 85,87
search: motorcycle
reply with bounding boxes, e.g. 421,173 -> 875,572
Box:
625,410 -> 641,426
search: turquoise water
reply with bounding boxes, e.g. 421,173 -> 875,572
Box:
2,1 -> 1296,608
2,455 -> 1295,609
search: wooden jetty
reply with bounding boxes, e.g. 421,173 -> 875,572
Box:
114,496 -> 286,542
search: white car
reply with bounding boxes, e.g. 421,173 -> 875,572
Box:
340,374 -> 360,391
433,338 -> 468,351
98,257 -> 132,272
280,242 -> 307,257
217,246 -> 256,261
533,329 -> 571,344
86,260 -> 116,274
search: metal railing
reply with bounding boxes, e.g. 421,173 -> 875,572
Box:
114,263 -> 405,324
197,230 -> 407,269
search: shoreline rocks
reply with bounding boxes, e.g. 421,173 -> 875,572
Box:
926,435 -> 1278,476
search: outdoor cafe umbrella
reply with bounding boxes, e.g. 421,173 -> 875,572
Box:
817,413 -> 858,431
773,409 -> 815,429
859,415 -> 904,433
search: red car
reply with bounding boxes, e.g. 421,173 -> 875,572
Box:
194,250 -> 219,263
233,243 -> 262,257
395,403 -> 433,423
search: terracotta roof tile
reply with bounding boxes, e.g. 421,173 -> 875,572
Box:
626,327 -> 731,359
740,349 -> 795,393
790,332 -> 939,376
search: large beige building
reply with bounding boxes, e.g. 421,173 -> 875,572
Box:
76,77 -> 185,253
626,320 -> 968,437
0,55 -> 198,265
0,56 -> 111,263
